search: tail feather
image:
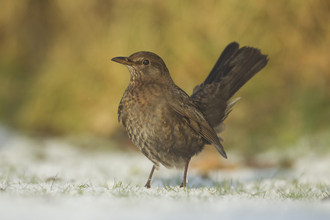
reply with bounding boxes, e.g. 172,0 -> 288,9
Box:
203,42 -> 239,85
222,97 -> 240,122
191,42 -> 268,129
221,47 -> 268,100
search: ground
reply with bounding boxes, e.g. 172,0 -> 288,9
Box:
1,127 -> 330,220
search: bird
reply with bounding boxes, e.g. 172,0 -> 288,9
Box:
111,42 -> 268,188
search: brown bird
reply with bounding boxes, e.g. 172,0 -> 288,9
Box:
112,42 -> 268,188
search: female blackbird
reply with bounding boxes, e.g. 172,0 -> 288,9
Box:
112,42 -> 268,188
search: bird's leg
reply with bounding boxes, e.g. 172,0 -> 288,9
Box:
180,158 -> 191,188
144,165 -> 155,189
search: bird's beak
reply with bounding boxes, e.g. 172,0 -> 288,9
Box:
111,57 -> 135,66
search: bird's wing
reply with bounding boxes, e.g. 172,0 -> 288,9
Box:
168,101 -> 227,159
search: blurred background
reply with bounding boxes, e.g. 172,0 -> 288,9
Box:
0,0 -> 329,168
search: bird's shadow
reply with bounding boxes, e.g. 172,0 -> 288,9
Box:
150,168 -> 292,189
151,175 -> 232,188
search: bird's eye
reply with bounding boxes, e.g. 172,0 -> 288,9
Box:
142,59 -> 150,65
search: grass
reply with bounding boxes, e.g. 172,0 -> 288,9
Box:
1,133 -> 329,206
1,173 -> 329,201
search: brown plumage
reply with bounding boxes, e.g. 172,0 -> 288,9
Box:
112,42 -> 268,188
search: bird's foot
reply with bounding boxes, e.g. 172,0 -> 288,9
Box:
180,181 -> 186,188
144,181 -> 151,189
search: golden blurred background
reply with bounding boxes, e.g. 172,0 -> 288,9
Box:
0,0 -> 329,157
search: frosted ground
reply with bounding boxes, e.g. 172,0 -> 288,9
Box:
1,127 -> 330,220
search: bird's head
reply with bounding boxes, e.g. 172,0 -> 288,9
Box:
111,51 -> 173,83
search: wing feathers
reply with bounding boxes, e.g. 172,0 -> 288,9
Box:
169,102 -> 227,158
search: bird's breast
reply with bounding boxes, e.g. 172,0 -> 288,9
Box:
118,83 -> 169,128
